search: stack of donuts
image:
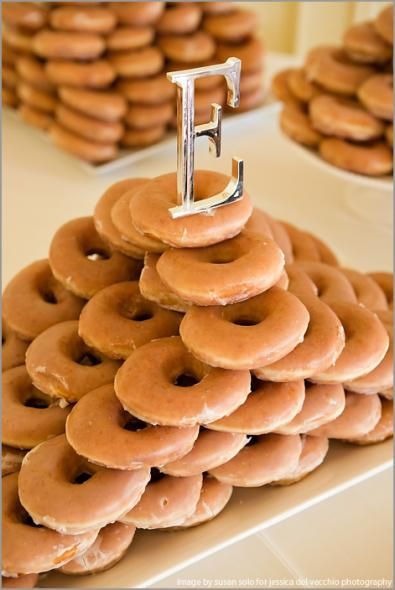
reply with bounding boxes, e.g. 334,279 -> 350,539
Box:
2,1 -> 264,163
2,169 -> 393,588
273,4 -> 394,177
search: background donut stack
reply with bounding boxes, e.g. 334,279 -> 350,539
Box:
2,169 -> 393,587
2,1 -> 265,163
272,4 -> 394,177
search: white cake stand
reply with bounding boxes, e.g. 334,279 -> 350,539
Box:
280,132 -> 393,233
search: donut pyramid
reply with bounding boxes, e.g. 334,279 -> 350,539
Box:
2,167 -> 393,587
272,3 -> 393,177
2,1 -> 264,163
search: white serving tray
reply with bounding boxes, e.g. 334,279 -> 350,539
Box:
41,441 -> 392,588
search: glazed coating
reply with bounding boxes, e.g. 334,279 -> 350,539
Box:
162,429 -> 248,476
368,272 -> 393,307
340,267 -> 388,310
107,25 -> 154,51
343,21 -> 392,64
374,5 -> 393,45
156,4 -> 202,34
288,68 -> 322,103
121,125 -> 167,148
139,253 -> 190,313
349,397 -> 393,445
255,293 -> 345,382
209,434 -> 302,487
178,476 -> 233,528
49,217 -> 141,299
2,473 -> 98,576
110,2 -> 164,26
118,74 -> 175,104
25,320 -> 120,403
115,336 -> 251,427
276,383 -> 346,435
319,138 -> 393,177
17,81 -> 56,113
2,2 -> 48,31
2,573 -> 38,588
158,31 -> 215,63
2,259 -> 84,341
358,74 -> 393,121
93,178 -> 147,258
180,286 -> 310,370
66,384 -> 199,470
2,445 -> 26,477
55,103 -> 124,144
125,101 -> 174,129
280,103 -> 322,147
16,56 -> 54,92
18,434 -> 150,534
129,170 -> 253,248
206,379 -> 305,435
58,87 -> 127,123
203,10 -> 257,42
271,69 -> 301,107
120,471 -> 202,529
290,261 -> 357,303
50,124 -> 118,163
59,522 -> 136,575
46,60 -> 115,88
274,435 -> 329,485
2,320 -> 29,372
2,365 -> 71,449
78,281 -> 181,360
109,46 -> 164,78
49,6 -> 117,33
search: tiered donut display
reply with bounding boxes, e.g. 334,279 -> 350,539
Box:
2,167 -> 393,587
2,1 -> 264,163
272,4 -> 394,177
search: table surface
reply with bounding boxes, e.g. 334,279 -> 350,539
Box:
2,53 -> 393,588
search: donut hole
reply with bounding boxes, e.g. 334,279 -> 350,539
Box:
208,252 -> 238,265
73,471 -> 93,485
231,316 -> 261,327
121,302 -> 154,322
85,248 -> 110,261
123,416 -> 148,432
150,468 -> 165,484
40,288 -> 58,305
246,435 -> 259,447
173,372 -> 201,387
24,395 -> 50,409
250,375 -> 262,393
75,350 -> 102,367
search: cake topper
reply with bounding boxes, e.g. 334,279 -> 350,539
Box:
167,57 -> 244,219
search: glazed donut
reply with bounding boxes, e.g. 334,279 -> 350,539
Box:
309,392 -> 381,439
25,320 -> 120,404
386,124 -> 393,147
267,217 -> 294,263
319,138 -> 393,177
2,445 -> 26,476
2,66 -> 18,90
79,281 -> 181,360
343,22 -> 392,64
274,435 -> 329,485
110,2 -> 164,26
244,207 -> 273,239
2,320 -> 29,372
111,189 -> 168,255
310,95 -> 384,141
162,429 -> 248,476
289,261 -> 357,303
66,384 -> 198,470
17,82 -> 56,113
357,75 -> 393,121
3,25 -> 34,53
50,6 -> 116,34
129,170 -> 253,248
59,522 -> 135,575
2,87 -> 18,109
125,101 -> 174,129
348,397 -> 393,445
177,476 -> 233,528
156,231 -> 284,306
368,271 -> 393,307
19,434 -> 150,534
56,104 -> 124,144
3,365 -> 70,449
216,38 -> 264,74
206,379 -> 305,435
276,383 -> 345,435
286,264 -> 317,298
305,46 -> 374,95
2,3 -> 48,31
344,309 -> 393,395
281,222 -> 321,262
109,46 -> 164,78
306,231 -> 339,266
255,293 -> 345,382
200,3 -> 233,15
50,124 -> 118,163
120,470 -> 202,529
287,68 -> 322,103
340,268 -> 388,310
2,259 -> 84,342
209,434 -> 302,487
33,30 -> 105,61
3,473 -> 98,576
156,5 -> 202,34
2,42 -> 21,67
107,26 -> 154,51
374,5 -> 393,45
46,59 -> 115,88
158,31 -> 216,63
180,286 -> 310,370
118,74 -> 175,104
271,69 -> 301,106
121,125 -> 167,148
204,10 -> 256,42
94,178 -> 147,258
115,336 -> 251,426
49,217 -> 141,299
311,301 -> 389,384
139,253 -> 190,313
2,573 -> 38,588
280,103 -> 322,147
59,87 -> 127,122
19,104 -> 53,130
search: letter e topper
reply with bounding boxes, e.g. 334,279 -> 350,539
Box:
167,58 -> 244,219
